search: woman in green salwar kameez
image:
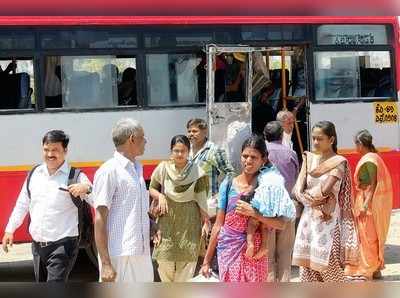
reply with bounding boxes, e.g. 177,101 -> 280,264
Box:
149,135 -> 209,282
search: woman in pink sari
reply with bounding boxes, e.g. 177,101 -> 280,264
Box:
200,135 -> 287,282
346,130 -> 393,281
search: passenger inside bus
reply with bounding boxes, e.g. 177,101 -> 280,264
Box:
0,61 -> 16,76
0,60 -> 33,110
375,70 -> 393,97
360,67 -> 394,98
45,65 -> 62,108
118,67 -> 137,106
214,55 -> 227,102
224,53 -> 245,102
176,55 -> 202,103
196,52 -> 206,102
252,85 -> 276,136
251,48 -> 308,161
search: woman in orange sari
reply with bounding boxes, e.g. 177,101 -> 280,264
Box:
346,130 -> 393,281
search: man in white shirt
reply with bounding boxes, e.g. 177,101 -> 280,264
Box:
93,118 -> 153,282
276,110 -> 295,150
2,130 -> 92,282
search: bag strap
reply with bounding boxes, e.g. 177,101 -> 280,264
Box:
26,164 -> 41,200
68,167 -> 87,244
68,167 -> 82,208
223,177 -> 233,213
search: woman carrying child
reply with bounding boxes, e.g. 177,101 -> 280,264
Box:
200,135 -> 293,282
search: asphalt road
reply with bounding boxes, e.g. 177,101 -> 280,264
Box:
0,249 -> 98,282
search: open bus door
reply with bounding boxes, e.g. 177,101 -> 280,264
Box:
206,44 -> 309,170
206,45 -> 268,172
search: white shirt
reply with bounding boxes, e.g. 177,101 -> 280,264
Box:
282,131 -> 294,150
5,162 -> 91,242
93,151 -> 150,257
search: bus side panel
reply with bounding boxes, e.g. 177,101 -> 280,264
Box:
310,102 -> 400,150
0,108 -> 206,166
310,102 -> 400,209
0,170 -> 31,242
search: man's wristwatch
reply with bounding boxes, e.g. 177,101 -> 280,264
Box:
86,185 -> 93,195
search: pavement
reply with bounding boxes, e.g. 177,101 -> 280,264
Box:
290,209 -> 400,282
0,210 -> 399,282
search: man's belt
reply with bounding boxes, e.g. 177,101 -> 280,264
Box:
34,236 -> 78,248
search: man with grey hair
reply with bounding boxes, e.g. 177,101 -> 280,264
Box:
276,110 -> 295,150
93,118 -> 153,282
276,96 -> 306,160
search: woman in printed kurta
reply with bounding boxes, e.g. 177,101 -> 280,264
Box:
149,135 -> 209,282
292,121 -> 359,282
346,130 -> 392,281
200,135 -> 287,282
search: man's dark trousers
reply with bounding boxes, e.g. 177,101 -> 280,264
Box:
31,237 -> 79,282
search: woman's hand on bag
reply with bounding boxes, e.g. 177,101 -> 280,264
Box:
157,194 -> 169,215
200,263 -> 211,278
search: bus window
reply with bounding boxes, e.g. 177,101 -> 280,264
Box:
314,51 -> 394,100
44,56 -> 137,109
0,59 -> 34,110
146,53 -> 205,106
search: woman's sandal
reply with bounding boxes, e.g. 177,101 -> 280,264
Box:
345,275 -> 368,282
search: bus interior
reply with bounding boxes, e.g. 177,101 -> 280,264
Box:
207,45 -> 309,165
